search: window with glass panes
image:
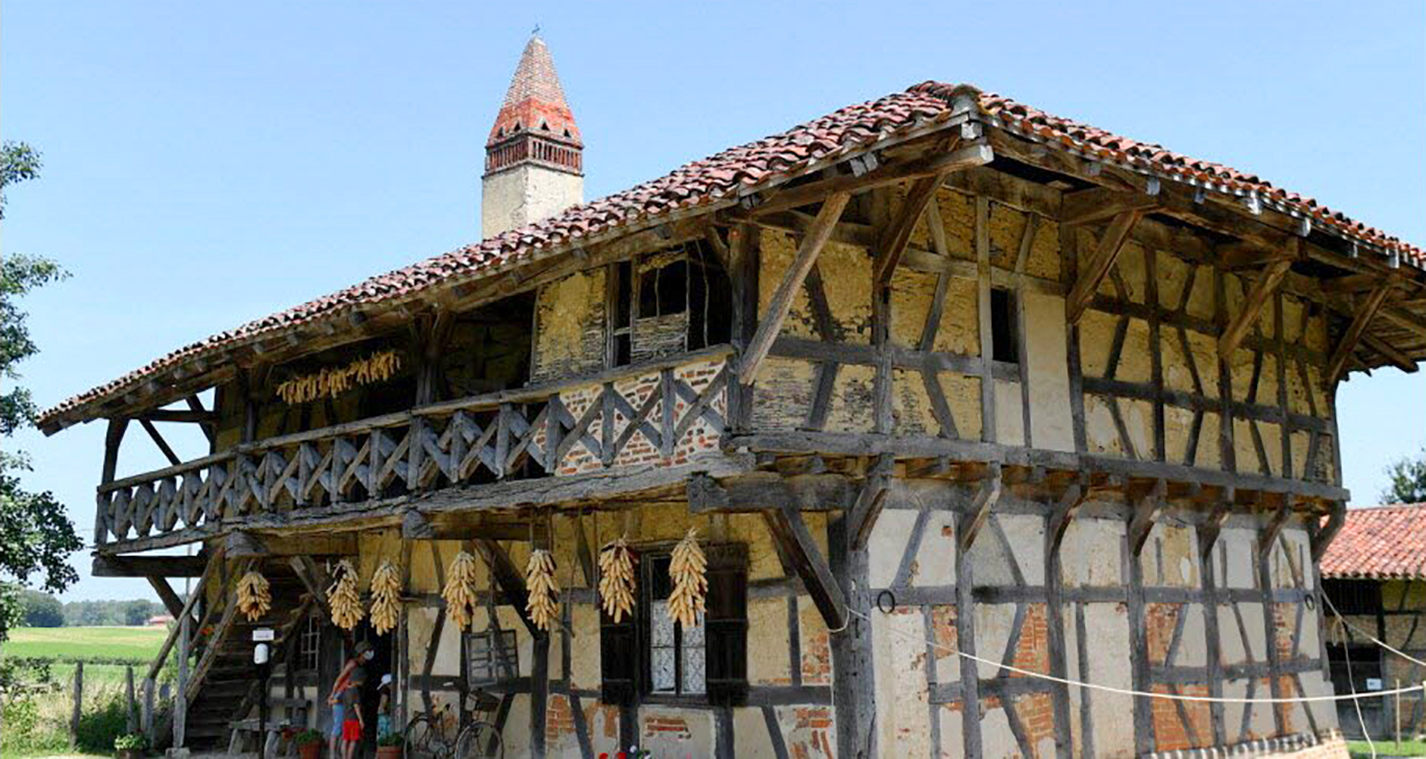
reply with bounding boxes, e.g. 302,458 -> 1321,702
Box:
298,612 -> 320,672
645,553 -> 706,695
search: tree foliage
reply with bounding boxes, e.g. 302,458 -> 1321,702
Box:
18,589 -> 62,628
1381,448 -> 1426,505
0,141 -> 82,642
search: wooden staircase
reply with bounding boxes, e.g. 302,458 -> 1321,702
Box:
182,561 -> 313,749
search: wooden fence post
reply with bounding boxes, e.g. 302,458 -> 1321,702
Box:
125,665 -> 137,733
143,678 -> 156,745
70,661 -> 83,746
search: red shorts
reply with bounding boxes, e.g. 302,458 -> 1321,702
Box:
342,718 -> 362,741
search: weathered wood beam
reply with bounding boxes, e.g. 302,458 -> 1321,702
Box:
764,503 -> 847,631
139,409 -> 218,424
92,554 -> 207,578
473,538 -> 538,635
1217,241 -> 1302,271
1060,188 -> 1160,227
146,576 -> 186,619
1197,488 -> 1234,558
1258,497 -> 1294,560
873,173 -> 948,285
288,556 -> 333,616
739,192 -> 851,384
1310,501 -> 1347,562
1361,332 -> 1419,374
224,530 -> 267,558
138,418 -> 182,467
1046,475 -> 1089,554
1065,210 -> 1142,325
1379,307 -> 1426,343
1327,283 -> 1392,384
401,509 -> 437,539
687,472 -> 857,513
848,454 -> 893,549
957,463 -> 1003,551
750,141 -> 992,217
1217,257 -> 1293,357
1127,479 -> 1167,557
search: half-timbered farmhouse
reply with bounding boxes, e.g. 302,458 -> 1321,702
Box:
42,34 -> 1426,758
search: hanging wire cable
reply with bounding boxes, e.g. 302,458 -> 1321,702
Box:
1323,592 -> 1426,669
1335,614 -> 1376,757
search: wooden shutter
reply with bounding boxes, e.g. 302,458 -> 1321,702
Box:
600,585 -> 639,705
704,543 -> 748,706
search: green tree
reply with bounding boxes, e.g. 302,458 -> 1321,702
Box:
123,599 -> 152,627
18,589 -> 62,628
1382,447 -> 1426,505
0,141 -> 82,643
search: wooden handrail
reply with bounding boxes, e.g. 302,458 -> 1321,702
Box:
146,549 -> 220,682
99,345 -> 736,495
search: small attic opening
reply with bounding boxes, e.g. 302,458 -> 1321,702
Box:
540,121 -> 550,131
610,240 -> 733,366
563,128 -> 572,138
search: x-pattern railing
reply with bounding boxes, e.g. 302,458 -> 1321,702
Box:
97,350 -> 732,546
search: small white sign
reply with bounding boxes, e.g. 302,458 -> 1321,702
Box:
252,628 -> 275,642
1366,678 -> 1384,691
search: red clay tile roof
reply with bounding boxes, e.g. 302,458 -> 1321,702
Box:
38,81 -> 1425,431
487,35 -> 581,148
1320,504 -> 1426,580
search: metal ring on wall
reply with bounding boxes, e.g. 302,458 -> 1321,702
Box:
876,590 -> 897,614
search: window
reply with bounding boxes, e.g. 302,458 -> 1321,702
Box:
466,629 -> 519,685
600,543 -> 748,706
607,243 -> 733,368
298,612 -> 320,672
1322,579 -> 1382,616
646,554 -> 706,695
990,287 -> 1018,364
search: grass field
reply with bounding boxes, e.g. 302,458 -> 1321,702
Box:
1348,738 -> 1426,757
6,626 -> 166,663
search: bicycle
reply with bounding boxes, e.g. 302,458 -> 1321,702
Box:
403,700 -> 504,759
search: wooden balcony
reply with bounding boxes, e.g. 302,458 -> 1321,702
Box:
95,348 -> 736,552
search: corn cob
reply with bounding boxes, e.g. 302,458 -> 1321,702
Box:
236,571 -> 271,622
525,549 -> 559,631
597,537 -> 637,623
667,528 -> 707,629
327,559 -> 364,630
370,560 -> 402,634
442,551 -> 481,630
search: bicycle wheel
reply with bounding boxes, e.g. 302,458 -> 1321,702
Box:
404,714 -> 436,759
455,720 -> 504,759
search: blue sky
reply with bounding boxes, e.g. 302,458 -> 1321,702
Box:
3,1 -> 1422,601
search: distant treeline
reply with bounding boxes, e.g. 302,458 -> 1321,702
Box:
20,589 -> 170,628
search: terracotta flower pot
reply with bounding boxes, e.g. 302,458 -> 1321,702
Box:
377,746 -> 403,759
298,742 -> 322,759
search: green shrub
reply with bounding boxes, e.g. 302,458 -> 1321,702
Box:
378,731 -> 404,746
115,732 -> 149,750
74,690 -> 129,753
294,728 -> 324,746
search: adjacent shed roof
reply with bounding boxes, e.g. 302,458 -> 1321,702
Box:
38,80 -> 1425,432
1320,503 -> 1426,580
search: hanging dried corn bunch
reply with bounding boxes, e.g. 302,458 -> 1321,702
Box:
525,549 -> 559,631
236,571 -> 271,622
442,551 -> 481,630
276,350 -> 402,405
597,537 -> 637,623
369,560 -> 402,635
667,528 -> 707,629
327,559 -> 364,630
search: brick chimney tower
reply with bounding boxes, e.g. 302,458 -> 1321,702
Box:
481,34 -> 583,238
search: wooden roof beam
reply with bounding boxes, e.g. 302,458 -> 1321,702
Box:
1360,332 -> 1419,374
1060,187 -> 1161,227
1218,240 -> 1303,271
750,140 -> 992,217
764,502 -> 847,632
1065,210 -> 1143,325
1217,256 -> 1294,357
1327,283 -> 1393,384
739,192 -> 850,384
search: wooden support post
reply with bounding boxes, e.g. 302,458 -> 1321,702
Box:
828,514 -> 877,759
957,463 -> 1003,551
873,172 -> 947,285
739,192 -> 850,383
174,600 -> 189,749
1217,256 -> 1292,357
1127,479 -> 1167,557
95,417 -> 129,547
473,538 -> 538,635
142,677 -> 155,745
70,661 -> 83,746
765,502 -> 848,631
1065,210 -> 1142,325
1044,476 -> 1084,758
848,464 -> 891,550
530,527 -> 550,759
1327,283 -> 1392,384
1258,496 -> 1294,560
1046,475 -> 1089,554
1311,500 -> 1347,561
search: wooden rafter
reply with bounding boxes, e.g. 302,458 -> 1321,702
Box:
1065,210 -> 1143,325
1127,479 -> 1167,557
473,538 -> 538,635
1046,475 -> 1089,554
92,554 -> 207,578
146,576 -> 186,619
749,140 -> 992,217
139,418 -> 182,467
848,454 -> 894,549
1327,282 -> 1393,384
1217,256 -> 1293,357
738,192 -> 851,384
1311,501 -> 1346,561
1217,241 -> 1302,271
764,502 -> 847,631
1060,188 -> 1160,227
873,172 -> 948,285
1258,497 -> 1294,560
1361,332 -> 1419,374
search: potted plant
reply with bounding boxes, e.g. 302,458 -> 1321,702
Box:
294,728 -> 324,759
114,732 -> 148,759
377,731 -> 404,759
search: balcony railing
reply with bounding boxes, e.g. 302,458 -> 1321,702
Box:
96,347 -> 733,548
